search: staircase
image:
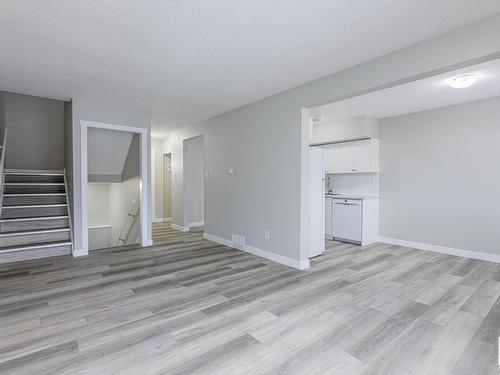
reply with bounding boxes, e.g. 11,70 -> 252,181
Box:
0,170 -> 72,263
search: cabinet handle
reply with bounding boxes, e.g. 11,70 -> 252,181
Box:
334,202 -> 358,206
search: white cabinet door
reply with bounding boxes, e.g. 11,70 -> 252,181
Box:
332,199 -> 362,243
340,140 -> 371,173
325,198 -> 332,237
324,146 -> 341,173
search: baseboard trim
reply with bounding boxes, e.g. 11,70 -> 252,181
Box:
152,218 -> 164,223
203,232 -> 310,270
72,248 -> 87,257
378,236 -> 500,264
142,239 -> 154,247
189,221 -> 204,227
171,223 -> 189,232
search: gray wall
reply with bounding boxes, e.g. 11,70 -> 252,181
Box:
195,14 -> 500,263
379,96 -> 500,256
183,135 -> 204,225
71,97 -> 152,253
2,91 -> 65,170
151,138 -> 165,220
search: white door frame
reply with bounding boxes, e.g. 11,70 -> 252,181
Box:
80,120 -> 152,256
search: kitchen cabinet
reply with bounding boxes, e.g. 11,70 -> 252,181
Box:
325,197 -> 332,238
324,139 -> 379,174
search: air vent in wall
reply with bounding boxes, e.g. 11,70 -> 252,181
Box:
231,234 -> 245,250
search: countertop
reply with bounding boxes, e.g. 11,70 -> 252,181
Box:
325,194 -> 380,200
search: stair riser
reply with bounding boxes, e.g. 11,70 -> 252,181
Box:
0,218 -> 69,233
4,175 -> 64,183
0,245 -> 72,264
2,195 -> 66,206
0,231 -> 70,248
4,185 -> 66,194
1,206 -> 68,219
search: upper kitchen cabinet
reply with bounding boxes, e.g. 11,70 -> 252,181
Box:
324,139 -> 379,173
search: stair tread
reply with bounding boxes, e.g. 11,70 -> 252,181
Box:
2,204 -> 67,208
0,216 -> 69,222
4,193 -> 66,196
0,227 -> 70,237
0,241 -> 72,253
4,183 -> 65,185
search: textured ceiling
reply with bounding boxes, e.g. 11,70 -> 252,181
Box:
1,1 -> 500,136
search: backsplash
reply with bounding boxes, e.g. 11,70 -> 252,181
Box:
325,173 -> 379,195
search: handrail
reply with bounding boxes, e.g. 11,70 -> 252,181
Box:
63,170 -> 74,250
0,128 -> 8,218
116,199 -> 139,246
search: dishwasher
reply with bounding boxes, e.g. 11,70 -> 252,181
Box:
332,199 -> 362,244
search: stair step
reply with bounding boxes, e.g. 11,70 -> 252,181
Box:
1,204 -> 68,219
3,183 -> 66,194
4,174 -> 64,183
0,216 -> 70,233
0,241 -> 72,264
2,193 -> 67,206
0,228 -> 71,248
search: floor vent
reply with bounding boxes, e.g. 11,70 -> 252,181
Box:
231,234 -> 245,250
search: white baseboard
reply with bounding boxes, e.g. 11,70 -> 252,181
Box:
378,236 -> 500,264
171,223 -> 189,232
152,218 -> 164,223
189,221 -> 204,227
142,239 -> 154,246
72,248 -> 87,257
203,232 -> 310,270
203,233 -> 233,247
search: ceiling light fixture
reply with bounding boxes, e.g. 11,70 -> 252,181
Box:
448,73 -> 480,88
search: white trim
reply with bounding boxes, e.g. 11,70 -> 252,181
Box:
80,120 -> 152,257
203,232 -> 310,270
203,232 -> 232,247
171,223 -> 189,232
152,218 -> 164,223
189,221 -> 204,227
378,236 -> 500,264
88,225 -> 111,229
73,248 -> 87,257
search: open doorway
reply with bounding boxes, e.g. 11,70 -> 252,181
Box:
303,57 -> 500,263
163,153 -> 172,221
183,135 -> 204,231
80,121 -> 151,256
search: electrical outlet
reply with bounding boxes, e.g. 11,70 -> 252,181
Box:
264,230 -> 270,240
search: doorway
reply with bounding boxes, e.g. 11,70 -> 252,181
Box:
80,120 -> 152,256
163,153 -> 172,221
183,135 -> 204,230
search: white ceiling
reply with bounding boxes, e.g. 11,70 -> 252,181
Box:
1,1 -> 500,136
88,128 -> 133,176
316,58 -> 500,121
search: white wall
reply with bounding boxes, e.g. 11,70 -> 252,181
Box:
188,15 -> 500,266
379,95 -> 500,257
183,135 -> 204,226
88,183 -> 111,249
1,91 -> 65,170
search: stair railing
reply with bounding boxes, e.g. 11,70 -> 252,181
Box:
0,128 -> 8,218
116,199 -> 139,246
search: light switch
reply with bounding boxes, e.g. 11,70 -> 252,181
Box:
227,168 -> 234,175
205,170 -> 210,178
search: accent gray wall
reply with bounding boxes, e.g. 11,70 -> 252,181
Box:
183,135 -> 204,226
71,97 -> 151,253
379,96 -> 500,256
196,15 -> 500,263
2,91 -> 65,170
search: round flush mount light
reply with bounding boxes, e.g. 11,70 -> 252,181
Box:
448,73 -> 480,88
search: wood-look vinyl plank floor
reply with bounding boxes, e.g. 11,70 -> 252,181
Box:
0,222 -> 498,374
